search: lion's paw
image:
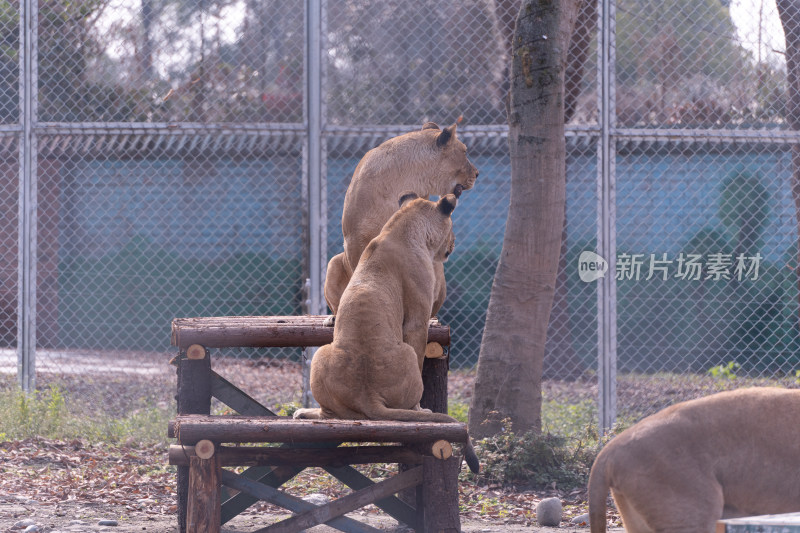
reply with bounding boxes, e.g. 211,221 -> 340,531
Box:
293,408 -> 322,419
322,315 -> 336,327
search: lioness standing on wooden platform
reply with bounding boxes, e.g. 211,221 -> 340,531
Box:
324,121 -> 478,323
295,193 -> 479,473
588,387 -> 800,533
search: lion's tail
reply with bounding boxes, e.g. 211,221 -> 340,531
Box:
588,447 -> 610,533
366,406 -> 481,474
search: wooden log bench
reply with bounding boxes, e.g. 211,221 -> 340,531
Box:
169,315 -> 464,533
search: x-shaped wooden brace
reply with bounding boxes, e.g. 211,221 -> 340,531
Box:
208,371 -> 419,530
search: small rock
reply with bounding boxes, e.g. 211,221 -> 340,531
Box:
572,512 -> 590,526
536,497 -> 562,527
302,493 -> 330,506
98,519 -> 119,526
13,519 -> 36,529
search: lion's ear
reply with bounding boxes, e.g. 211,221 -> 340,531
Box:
422,122 -> 440,131
398,191 -> 419,208
436,123 -> 456,148
437,194 -> 457,216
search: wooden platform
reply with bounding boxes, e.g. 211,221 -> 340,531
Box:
169,315 -> 462,533
171,315 -> 451,349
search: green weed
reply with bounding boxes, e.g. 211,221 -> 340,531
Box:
0,386 -> 173,445
542,398 -> 596,437
707,361 -> 740,380
275,401 -> 301,417
448,400 -> 470,423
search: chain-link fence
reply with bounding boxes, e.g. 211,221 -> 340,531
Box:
2,0 -> 798,427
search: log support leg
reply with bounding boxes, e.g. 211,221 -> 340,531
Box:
421,456 -> 461,533
405,356 -> 451,520
176,345 -> 212,533
187,445 -> 222,533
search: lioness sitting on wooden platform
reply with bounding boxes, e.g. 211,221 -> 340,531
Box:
323,121 -> 478,325
295,193 -> 479,473
588,387 -> 800,533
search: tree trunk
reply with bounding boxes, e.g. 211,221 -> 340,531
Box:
493,0 -> 594,380
776,0 -> 800,326
469,0 -> 581,437
493,0 -> 594,121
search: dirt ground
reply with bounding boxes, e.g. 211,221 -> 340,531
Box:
1,495 -> 625,532
0,436 -> 624,533
12,353 -> 758,533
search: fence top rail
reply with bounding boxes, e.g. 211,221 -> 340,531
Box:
0,123 -> 796,158
171,315 -> 451,349
37,122 -> 307,136
614,127 -> 800,145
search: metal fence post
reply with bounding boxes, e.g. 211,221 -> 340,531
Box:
18,0 -> 38,393
597,0 -> 617,432
302,0 -> 327,407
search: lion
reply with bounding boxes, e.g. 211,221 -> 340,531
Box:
295,193 -> 479,473
323,121 -> 479,325
588,387 -> 800,533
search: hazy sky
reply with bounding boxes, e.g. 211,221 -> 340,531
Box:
730,0 -> 785,67
96,0 -> 788,75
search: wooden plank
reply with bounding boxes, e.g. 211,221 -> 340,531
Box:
187,454 -> 221,533
221,465 -> 302,525
323,465 -> 418,528
171,315 -> 450,349
220,470 -> 380,533
210,366 -> 280,523
170,444 -> 423,467
259,467 -> 424,533
169,371 -> 275,439
422,456 -> 461,533
173,405 -> 440,529
219,443 -> 417,527
218,443 -> 416,526
171,416 -> 468,445
210,370 -> 276,416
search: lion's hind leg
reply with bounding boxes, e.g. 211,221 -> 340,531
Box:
612,490 -> 655,533
611,476 -> 723,533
